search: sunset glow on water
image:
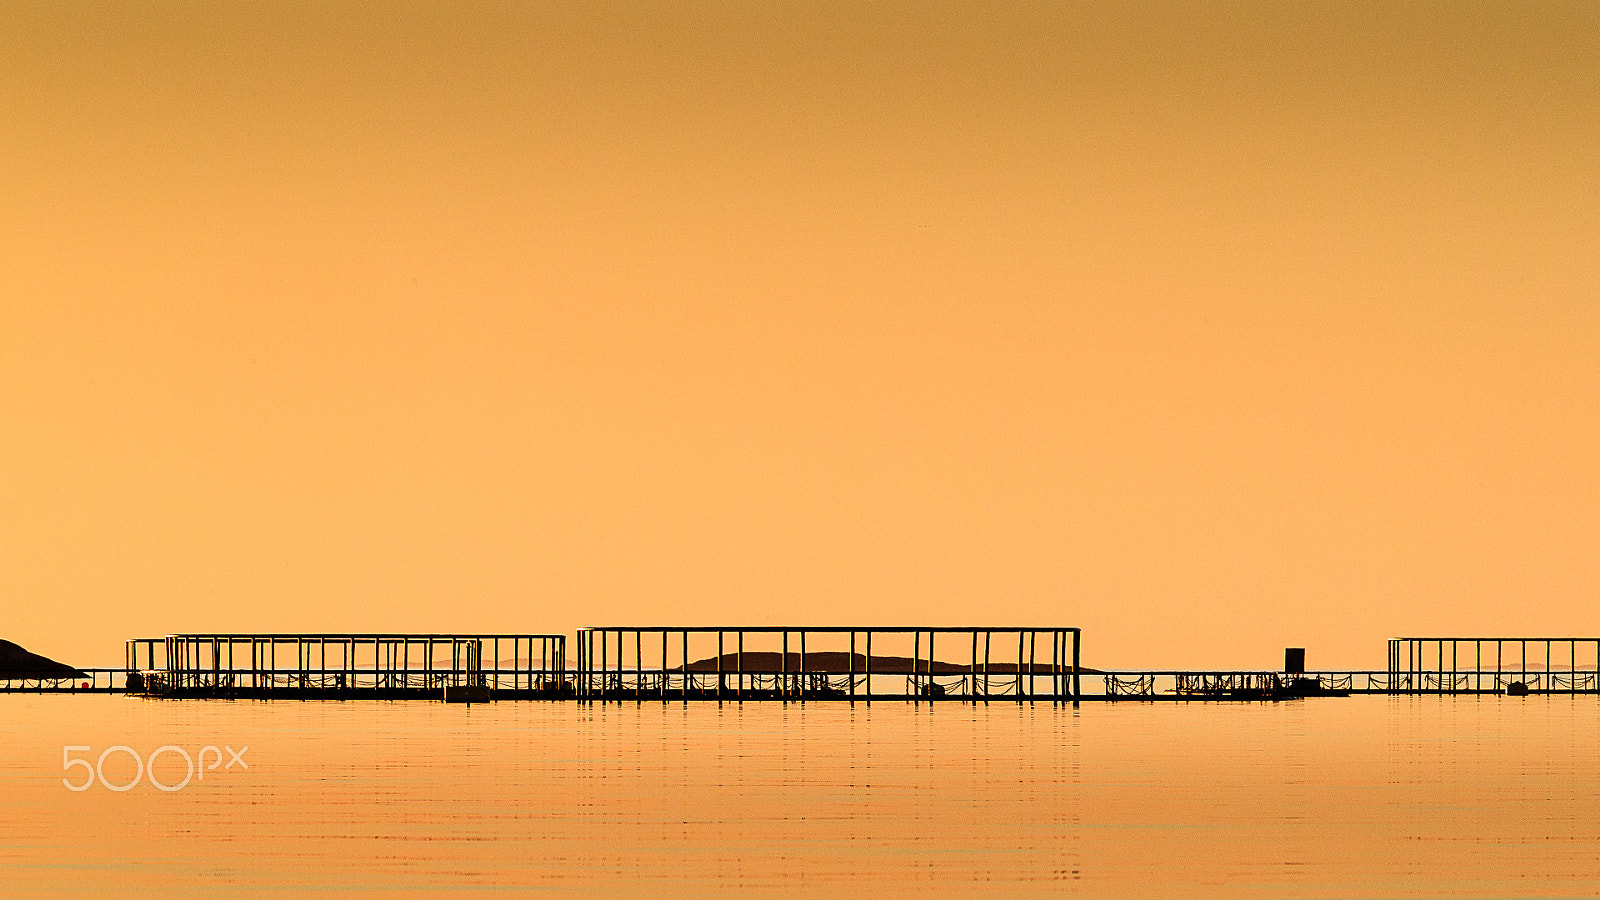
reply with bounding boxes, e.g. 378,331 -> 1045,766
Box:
5,1 -> 1596,895
6,695 -> 1600,897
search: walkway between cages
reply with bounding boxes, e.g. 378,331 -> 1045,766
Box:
13,668 -> 1600,700
12,632 -> 1599,701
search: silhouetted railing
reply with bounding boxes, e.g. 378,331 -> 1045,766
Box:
1082,668 -> 1600,697
0,667 -> 131,693
575,627 -> 1082,702
1388,637 -> 1600,694
124,633 -> 567,699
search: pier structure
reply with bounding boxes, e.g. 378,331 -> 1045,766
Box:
26,630 -> 1600,702
126,633 -> 566,699
0,668 -> 130,693
574,626 -> 1081,702
1094,670 -> 1365,699
1388,637 -> 1600,694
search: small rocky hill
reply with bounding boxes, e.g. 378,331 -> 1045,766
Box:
0,640 -> 87,678
677,651 -> 1098,674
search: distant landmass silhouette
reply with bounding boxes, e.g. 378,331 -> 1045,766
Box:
674,651 -> 1097,675
0,640 -> 86,678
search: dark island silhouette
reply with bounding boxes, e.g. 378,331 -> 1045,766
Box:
674,651 -> 1097,675
0,639 -> 87,679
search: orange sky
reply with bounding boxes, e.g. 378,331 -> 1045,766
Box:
3,2 -> 1597,669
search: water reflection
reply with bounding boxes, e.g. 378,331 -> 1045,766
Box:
2,695 -> 1598,896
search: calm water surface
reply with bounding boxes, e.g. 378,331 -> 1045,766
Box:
3,694 -> 1599,897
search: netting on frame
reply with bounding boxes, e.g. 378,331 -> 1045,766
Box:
1546,672 -> 1596,692
1106,674 -> 1155,696
1422,673 -> 1470,691
1495,673 -> 1543,691
905,674 -> 976,696
0,676 -> 75,690
1175,673 -> 1277,694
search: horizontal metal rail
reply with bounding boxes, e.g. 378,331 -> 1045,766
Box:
0,667 -> 132,693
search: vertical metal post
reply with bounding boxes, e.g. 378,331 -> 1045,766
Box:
865,631 -> 872,702
913,630 -> 921,703
983,630 -> 992,700
1071,629 -> 1081,701
1028,631 -> 1037,700
971,630 -> 979,703
849,631 -> 857,703
1051,631 -> 1061,700
1016,630 -> 1025,702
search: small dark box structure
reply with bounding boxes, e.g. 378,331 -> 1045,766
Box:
1285,648 -> 1305,674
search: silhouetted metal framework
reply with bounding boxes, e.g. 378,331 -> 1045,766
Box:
575,626 -> 1080,702
1388,637 -> 1600,694
125,633 -> 566,699
0,668 -> 128,693
1088,670 -> 1385,698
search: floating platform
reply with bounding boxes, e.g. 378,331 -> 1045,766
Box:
14,631 -> 1600,702
575,627 -> 1083,702
0,668 -> 128,694
123,633 -> 568,701
1387,637 -> 1600,694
